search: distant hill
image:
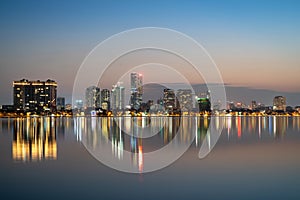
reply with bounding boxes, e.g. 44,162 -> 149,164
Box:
142,83 -> 300,107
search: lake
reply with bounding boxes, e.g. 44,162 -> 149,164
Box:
0,116 -> 299,199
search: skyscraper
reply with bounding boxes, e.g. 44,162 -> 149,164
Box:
251,100 -> 257,110
101,89 -> 111,110
56,97 -> 65,111
273,96 -> 286,112
163,88 -> 176,113
198,97 -> 211,112
130,72 -> 143,110
176,89 -> 193,112
13,79 -> 57,112
85,86 -> 100,108
111,82 -> 125,111
75,100 -> 83,109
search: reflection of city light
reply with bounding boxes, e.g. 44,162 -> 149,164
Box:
269,117 -> 272,135
12,117 -> 57,162
138,145 -> 143,173
227,116 -> 231,139
207,130 -> 211,150
258,116 -> 261,139
237,116 -> 241,138
273,116 -> 276,136
195,117 -> 198,147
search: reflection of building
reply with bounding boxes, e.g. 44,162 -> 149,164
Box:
195,117 -> 210,146
13,118 -> 57,161
56,97 -> 65,111
85,86 -> 100,108
273,96 -> 286,112
130,72 -> 143,110
13,79 -> 57,112
176,89 -> 193,112
111,82 -> 125,111
163,88 -> 176,113
101,89 -> 111,110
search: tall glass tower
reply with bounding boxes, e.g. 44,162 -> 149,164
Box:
85,86 -> 100,108
130,72 -> 143,110
111,82 -> 125,111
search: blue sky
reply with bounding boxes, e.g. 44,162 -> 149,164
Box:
0,0 -> 299,104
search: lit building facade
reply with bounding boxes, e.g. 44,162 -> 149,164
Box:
176,89 -> 193,112
273,96 -> 286,112
130,72 -> 143,110
13,79 -> 57,112
75,100 -> 83,109
251,100 -> 257,110
101,89 -> 111,110
111,83 -> 125,111
163,88 -> 176,113
85,86 -> 100,108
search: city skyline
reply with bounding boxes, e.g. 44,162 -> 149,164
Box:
3,77 -> 300,117
0,0 -> 300,105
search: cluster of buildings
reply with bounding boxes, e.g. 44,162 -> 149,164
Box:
228,96 -> 298,115
77,72 -> 210,116
0,75 -> 299,117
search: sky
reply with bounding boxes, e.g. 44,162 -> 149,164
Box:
0,0 -> 299,105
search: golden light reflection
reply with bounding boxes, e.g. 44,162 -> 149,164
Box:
69,115 -> 296,172
138,145 -> 144,173
12,117 -> 57,162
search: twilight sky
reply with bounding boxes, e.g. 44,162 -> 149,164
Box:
0,0 -> 299,105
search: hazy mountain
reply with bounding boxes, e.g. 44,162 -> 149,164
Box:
142,83 -> 300,107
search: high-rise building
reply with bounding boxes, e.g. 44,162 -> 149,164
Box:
56,97 -> 65,111
130,72 -> 143,110
163,88 -> 176,112
176,89 -> 193,112
101,89 -> 111,110
228,102 -> 235,110
75,100 -> 83,109
85,86 -> 100,108
198,97 -> 211,112
13,79 -> 57,112
273,96 -> 286,112
251,100 -> 257,110
111,83 -> 125,111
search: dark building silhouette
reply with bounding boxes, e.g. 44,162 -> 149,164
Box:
56,97 -> 65,111
198,97 -> 211,112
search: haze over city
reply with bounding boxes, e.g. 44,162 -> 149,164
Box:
0,0 -> 299,105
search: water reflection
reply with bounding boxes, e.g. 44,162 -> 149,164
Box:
74,116 -> 219,172
223,116 -> 293,140
12,117 -> 57,161
2,116 -> 300,164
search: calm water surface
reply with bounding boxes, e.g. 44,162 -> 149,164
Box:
0,116 -> 299,200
